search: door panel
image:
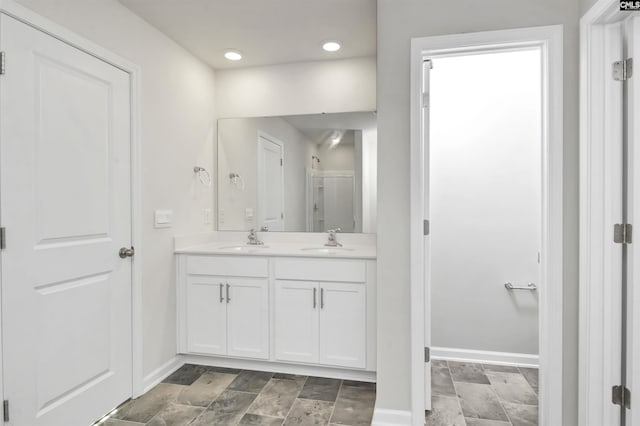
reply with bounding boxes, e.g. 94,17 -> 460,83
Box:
319,282 -> 366,368
187,277 -> 227,355
227,279 -> 269,359
258,135 -> 284,231
274,280 -> 318,363
1,15 -> 132,425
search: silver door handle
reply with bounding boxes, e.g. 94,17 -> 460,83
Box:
119,247 -> 135,258
313,287 -> 317,309
320,288 -> 324,309
504,282 -> 537,291
226,283 -> 231,303
219,284 -> 224,303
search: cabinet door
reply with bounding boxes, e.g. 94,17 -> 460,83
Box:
274,280 -> 319,363
227,278 -> 269,359
186,277 -> 227,355
319,282 -> 366,368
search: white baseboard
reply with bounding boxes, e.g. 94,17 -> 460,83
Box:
141,356 -> 184,394
371,408 -> 413,426
431,346 -> 539,368
181,354 -> 376,382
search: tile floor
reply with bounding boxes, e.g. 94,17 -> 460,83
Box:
99,364 -> 376,426
427,360 -> 539,426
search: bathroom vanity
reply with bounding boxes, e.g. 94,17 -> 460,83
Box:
175,236 -> 376,379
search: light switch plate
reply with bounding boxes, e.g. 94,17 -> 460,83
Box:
245,208 -> 254,221
154,209 -> 173,228
203,208 -> 212,225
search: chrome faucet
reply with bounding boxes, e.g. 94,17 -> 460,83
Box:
247,229 -> 264,245
325,228 -> 342,247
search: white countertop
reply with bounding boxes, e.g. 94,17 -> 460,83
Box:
175,242 -> 376,259
174,231 -> 377,259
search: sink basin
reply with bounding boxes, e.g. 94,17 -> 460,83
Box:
300,247 -> 355,254
217,245 -> 270,252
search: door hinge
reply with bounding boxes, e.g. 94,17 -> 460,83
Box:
423,220 -> 429,236
280,158 -> 283,166
3,400 -> 9,422
0,227 -> 6,250
614,224 -> 633,244
0,52 -> 5,75
613,58 -> 633,81
612,385 -> 631,409
424,347 -> 430,363
422,92 -> 429,108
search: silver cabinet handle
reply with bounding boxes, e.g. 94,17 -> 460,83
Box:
226,283 -> 231,303
320,288 -> 324,309
219,283 -> 224,303
504,282 -> 537,291
313,287 -> 317,309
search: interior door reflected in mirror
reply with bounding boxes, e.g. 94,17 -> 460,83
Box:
217,112 -> 377,233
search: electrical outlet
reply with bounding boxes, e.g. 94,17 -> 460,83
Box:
219,208 -> 225,224
203,208 -> 212,225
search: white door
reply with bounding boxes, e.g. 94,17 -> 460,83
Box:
626,15 -> 640,426
319,282 -> 366,368
0,14 -> 133,425
227,278 -> 269,359
257,134 -> 284,231
274,280 -> 319,363
422,59 -> 432,409
186,277 -> 227,355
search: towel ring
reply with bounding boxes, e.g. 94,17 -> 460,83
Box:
194,166 -> 212,187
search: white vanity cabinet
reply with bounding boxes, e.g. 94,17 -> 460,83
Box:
274,280 -> 365,368
178,255 -> 270,360
176,251 -> 376,377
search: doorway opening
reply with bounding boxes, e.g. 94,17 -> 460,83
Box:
410,26 -> 564,426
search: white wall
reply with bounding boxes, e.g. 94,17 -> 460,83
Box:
376,1 -> 580,424
14,0 -> 217,379
430,50 -> 541,356
215,57 -> 377,118
581,0 -> 599,14
317,142 -> 356,171
362,129 -> 378,233
217,117 -> 316,231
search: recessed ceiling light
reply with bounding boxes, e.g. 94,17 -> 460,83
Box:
322,41 -> 341,52
224,50 -> 242,61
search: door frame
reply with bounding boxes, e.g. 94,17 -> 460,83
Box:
409,26 -> 564,426
579,2 -> 640,425
0,0 -> 144,403
257,131 -> 285,230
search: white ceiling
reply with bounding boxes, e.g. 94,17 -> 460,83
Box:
118,0 -> 377,70
284,111 -> 377,145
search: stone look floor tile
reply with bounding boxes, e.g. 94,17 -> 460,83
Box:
449,361 -> 491,385
298,377 -> 342,402
228,371 -> 275,393
177,371 -> 237,407
206,366 -> 243,375
112,383 -> 185,423
482,364 -> 520,373
425,395 -> 465,426
503,402 -> 538,426
486,372 -> 538,405
162,364 -> 208,386
519,367 -> 539,393
432,366 -> 456,397
330,382 -> 376,425
432,360 -> 448,368
145,402 -> 204,426
103,420 -> 144,426
455,382 -> 509,422
239,413 -> 285,426
283,399 -> 334,426
191,390 -> 257,426
248,378 -> 304,418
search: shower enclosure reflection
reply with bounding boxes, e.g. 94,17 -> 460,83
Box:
217,112 -> 377,233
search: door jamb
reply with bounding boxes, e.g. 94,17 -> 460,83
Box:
0,0 -> 145,399
579,2 -> 640,425
409,25 -> 564,426
257,131 -> 286,230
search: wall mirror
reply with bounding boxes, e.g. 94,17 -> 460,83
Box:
217,112 -> 377,233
